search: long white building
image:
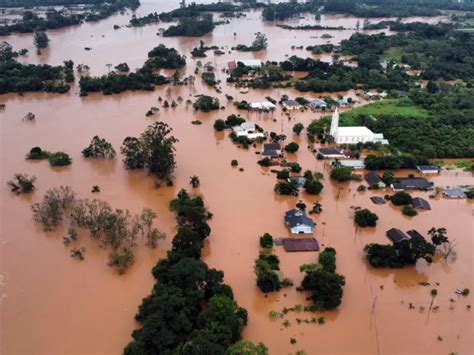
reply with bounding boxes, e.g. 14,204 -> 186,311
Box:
329,108 -> 388,144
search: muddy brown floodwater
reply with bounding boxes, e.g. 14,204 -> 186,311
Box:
0,1 -> 472,354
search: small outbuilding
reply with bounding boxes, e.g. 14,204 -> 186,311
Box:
370,196 -> 386,205
284,209 -> 316,234
416,165 -> 441,174
386,228 -> 409,244
411,197 -> 431,210
365,171 -> 386,189
283,238 -> 319,252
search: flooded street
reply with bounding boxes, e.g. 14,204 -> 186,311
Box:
0,1 -> 472,354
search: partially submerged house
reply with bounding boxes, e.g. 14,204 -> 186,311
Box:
250,102 -> 276,111
287,176 -> 307,187
284,209 -> 316,234
416,165 -> 441,174
365,91 -> 387,100
338,97 -> 350,107
339,159 -> 365,169
386,228 -> 409,243
391,177 -> 433,191
308,99 -> 328,109
365,171 -> 386,189
411,197 -> 431,210
443,188 -> 466,199
282,100 -> 302,110
232,122 -> 264,139
317,147 -> 347,159
262,143 -> 281,157
370,196 -> 386,205
228,59 -> 263,70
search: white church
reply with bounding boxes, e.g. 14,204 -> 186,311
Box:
329,108 -> 388,145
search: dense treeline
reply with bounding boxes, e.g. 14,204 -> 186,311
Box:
79,71 -> 168,95
79,44 -> 184,95
0,0 -> 139,35
163,15 -> 215,37
0,49 -> 71,93
0,0 -> 104,6
280,55 -> 411,92
124,190 -> 248,354
355,88 -> 474,158
260,0 -> 474,21
262,2 -> 314,21
340,24 -> 474,82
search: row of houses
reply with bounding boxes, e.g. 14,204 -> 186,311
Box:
282,96 -> 353,111
365,171 -> 434,191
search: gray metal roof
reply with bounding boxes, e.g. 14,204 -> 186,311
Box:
411,197 -> 431,210
386,228 -> 408,243
284,209 -> 316,228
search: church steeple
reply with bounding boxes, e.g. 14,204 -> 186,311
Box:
330,107 -> 339,137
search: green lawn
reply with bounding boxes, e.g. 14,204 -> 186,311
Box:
340,99 -> 430,124
381,47 -> 404,62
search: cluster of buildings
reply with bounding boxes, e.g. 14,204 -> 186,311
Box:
282,97 -> 353,111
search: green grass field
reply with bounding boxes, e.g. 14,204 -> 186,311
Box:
340,99 -> 430,124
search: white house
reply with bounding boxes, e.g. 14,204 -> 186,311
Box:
416,165 -> 441,174
232,122 -> 264,139
317,147 -> 347,159
284,209 -> 316,234
339,159 -> 365,169
329,108 -> 388,144
250,102 -> 276,111
282,100 -> 302,110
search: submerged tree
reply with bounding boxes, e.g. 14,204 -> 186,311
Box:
190,175 -> 200,188
121,122 -> 178,179
33,31 -> 49,50
7,173 -> 36,194
31,186 -> 76,231
82,136 -> 116,159
354,208 -> 379,227
300,247 -> 345,311
252,32 -> 268,50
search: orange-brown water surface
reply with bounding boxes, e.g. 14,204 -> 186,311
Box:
0,2 -> 472,354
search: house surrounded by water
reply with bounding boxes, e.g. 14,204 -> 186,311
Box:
284,209 -> 316,234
